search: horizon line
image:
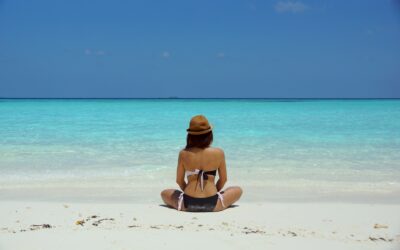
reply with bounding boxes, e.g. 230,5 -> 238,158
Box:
0,97 -> 400,100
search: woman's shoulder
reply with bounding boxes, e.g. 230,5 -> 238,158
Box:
207,147 -> 224,154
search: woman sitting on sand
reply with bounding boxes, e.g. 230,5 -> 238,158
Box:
161,115 -> 242,212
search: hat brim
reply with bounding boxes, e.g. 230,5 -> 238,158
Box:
187,125 -> 213,135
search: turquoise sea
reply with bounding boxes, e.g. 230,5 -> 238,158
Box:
0,99 -> 399,203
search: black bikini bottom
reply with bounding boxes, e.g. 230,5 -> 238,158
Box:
183,193 -> 219,212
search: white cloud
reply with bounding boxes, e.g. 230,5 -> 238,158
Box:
366,29 -> 374,35
216,52 -> 225,58
275,1 -> 309,13
365,26 -> 379,36
161,51 -> 170,58
84,49 -> 106,56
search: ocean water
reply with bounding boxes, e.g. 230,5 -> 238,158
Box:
0,99 -> 399,202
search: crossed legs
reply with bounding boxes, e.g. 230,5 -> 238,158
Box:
160,186 -> 242,212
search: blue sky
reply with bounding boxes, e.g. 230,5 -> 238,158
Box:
0,0 -> 399,98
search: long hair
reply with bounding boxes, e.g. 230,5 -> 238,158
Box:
185,131 -> 213,149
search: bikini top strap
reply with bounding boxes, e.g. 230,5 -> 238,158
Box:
185,169 -> 199,178
197,170 -> 206,191
185,169 -> 214,191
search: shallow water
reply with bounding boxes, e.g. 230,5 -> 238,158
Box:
1,99 -> 399,202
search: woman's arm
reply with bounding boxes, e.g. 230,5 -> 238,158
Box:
216,149 -> 227,192
176,150 -> 187,191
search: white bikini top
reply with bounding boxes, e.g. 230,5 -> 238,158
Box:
185,169 -> 217,191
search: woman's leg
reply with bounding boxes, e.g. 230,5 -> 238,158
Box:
213,186 -> 243,212
160,189 -> 183,210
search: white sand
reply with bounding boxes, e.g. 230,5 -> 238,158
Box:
1,201 -> 399,250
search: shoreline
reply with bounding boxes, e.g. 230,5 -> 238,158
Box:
1,201 -> 399,250
1,185 -> 400,204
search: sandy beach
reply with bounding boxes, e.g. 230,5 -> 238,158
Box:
1,201 -> 399,250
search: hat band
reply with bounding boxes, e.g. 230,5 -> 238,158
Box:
187,126 -> 212,135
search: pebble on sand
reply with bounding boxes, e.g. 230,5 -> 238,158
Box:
373,224 -> 388,229
75,220 -> 85,226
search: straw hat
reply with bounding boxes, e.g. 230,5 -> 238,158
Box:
186,115 -> 213,135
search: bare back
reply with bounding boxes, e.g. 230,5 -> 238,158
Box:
177,147 -> 226,198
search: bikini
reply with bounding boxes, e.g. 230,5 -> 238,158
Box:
178,169 -> 225,212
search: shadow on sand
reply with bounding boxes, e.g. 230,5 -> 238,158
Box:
159,204 -> 239,211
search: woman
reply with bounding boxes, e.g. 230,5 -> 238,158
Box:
161,115 -> 242,212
